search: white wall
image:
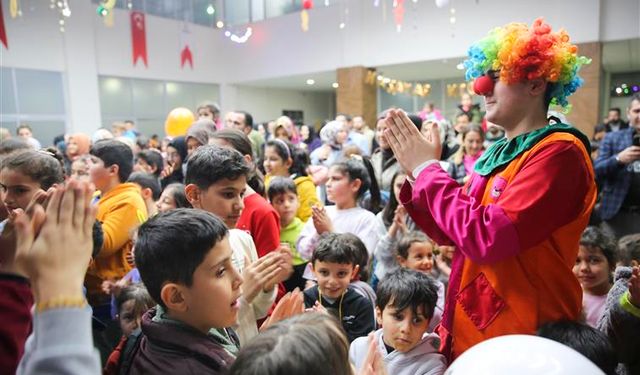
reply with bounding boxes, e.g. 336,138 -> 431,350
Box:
232,85 -> 335,125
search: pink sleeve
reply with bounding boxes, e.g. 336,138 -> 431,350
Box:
401,141 -> 590,264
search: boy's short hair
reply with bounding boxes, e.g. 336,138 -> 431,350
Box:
376,268 -> 439,320
537,320 -> 617,375
267,176 -> 297,201
311,233 -> 358,266
617,234 -> 640,266
580,226 -> 617,267
90,139 -> 134,182
128,172 -> 162,201
340,233 -> 370,282
396,231 -> 431,259
185,144 -> 250,190
136,150 -> 164,177
134,208 -> 228,309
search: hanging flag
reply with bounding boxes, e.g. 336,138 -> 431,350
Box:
393,0 -> 404,32
130,11 -> 147,67
0,0 -> 8,49
180,29 -> 193,69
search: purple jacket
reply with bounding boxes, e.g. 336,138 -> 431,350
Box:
128,307 -> 234,374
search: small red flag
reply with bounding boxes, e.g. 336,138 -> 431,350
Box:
130,11 -> 147,67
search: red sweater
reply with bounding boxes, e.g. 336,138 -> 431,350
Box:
236,193 -> 281,258
0,274 -> 33,374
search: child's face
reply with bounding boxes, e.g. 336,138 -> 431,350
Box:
271,191 -> 299,227
376,302 -> 430,353
573,245 -> 612,295
180,236 -> 243,332
134,158 -> 155,175
393,173 -> 407,203
166,146 -> 182,169
192,176 -> 247,229
0,168 -> 42,211
326,168 -> 358,208
263,146 -> 291,177
312,260 -> 359,299
398,242 -> 434,274
156,188 -> 178,213
119,300 -> 141,337
187,138 -> 202,157
88,157 -> 114,192
70,160 -> 91,183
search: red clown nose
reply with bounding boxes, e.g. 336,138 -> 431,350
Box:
473,75 -> 495,96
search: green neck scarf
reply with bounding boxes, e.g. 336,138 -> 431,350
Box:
474,123 -> 591,176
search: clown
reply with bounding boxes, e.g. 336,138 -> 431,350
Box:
383,18 -> 596,361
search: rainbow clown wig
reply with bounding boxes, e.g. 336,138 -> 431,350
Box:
463,18 -> 590,109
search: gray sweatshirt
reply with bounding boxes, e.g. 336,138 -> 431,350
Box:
349,328 -> 447,375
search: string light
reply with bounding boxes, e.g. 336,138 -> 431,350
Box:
224,27 -> 253,44
206,4 -> 215,15
611,83 -> 640,97
52,0 -> 70,33
365,70 -> 432,97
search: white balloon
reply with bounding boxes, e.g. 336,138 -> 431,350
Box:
435,0 -> 450,8
445,335 -> 605,375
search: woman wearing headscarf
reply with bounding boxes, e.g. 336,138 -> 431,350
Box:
65,133 -> 91,174
160,136 -> 188,189
309,120 -> 348,167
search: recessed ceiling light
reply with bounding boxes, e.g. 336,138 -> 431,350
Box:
456,63 -> 464,70
332,82 -> 339,88
306,79 -> 315,85
216,21 -> 224,28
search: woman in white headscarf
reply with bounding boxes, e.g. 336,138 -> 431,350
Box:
309,120 -> 348,167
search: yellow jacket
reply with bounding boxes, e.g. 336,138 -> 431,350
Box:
85,183 -> 147,304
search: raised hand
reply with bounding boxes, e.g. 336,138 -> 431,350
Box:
311,205 -> 333,234
383,109 -> 442,174
13,180 -> 96,302
241,252 -> 285,303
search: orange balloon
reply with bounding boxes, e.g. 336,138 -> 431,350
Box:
165,107 -> 195,137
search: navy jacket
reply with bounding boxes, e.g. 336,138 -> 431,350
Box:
594,127 -> 636,220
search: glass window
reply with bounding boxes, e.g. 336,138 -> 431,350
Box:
1,68 -> 16,115
193,0 -> 220,26
250,0 -> 265,22
99,76 -> 133,117
265,0 -> 295,19
22,120 -> 66,147
135,118 -> 166,138
165,82 -> 196,113
132,79 -> 165,117
224,0 -> 250,26
14,69 -> 65,115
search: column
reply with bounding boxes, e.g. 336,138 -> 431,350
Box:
336,66 -> 378,130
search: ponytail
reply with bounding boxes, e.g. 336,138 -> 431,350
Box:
331,155 -> 381,214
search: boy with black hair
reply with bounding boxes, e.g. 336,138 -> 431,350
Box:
127,172 -> 161,217
87,140 -> 147,314
304,232 -> 375,343
267,176 -> 306,292
129,208 -> 242,374
350,268 -> 446,375
538,320 -> 617,375
134,150 -> 163,178
185,145 -> 290,346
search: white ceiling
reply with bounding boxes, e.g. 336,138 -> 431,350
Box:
238,38 -> 640,92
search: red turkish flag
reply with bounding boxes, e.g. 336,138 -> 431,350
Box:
130,11 -> 147,67
0,1 -> 8,49
180,30 -> 193,69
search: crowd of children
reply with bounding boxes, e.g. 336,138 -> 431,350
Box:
1,18 -> 640,375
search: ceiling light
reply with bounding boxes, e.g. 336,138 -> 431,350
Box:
332,82 -> 339,88
306,79 -> 316,85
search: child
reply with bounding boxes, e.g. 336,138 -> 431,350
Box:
342,233 -> 377,307
88,140 -> 148,315
134,149 -> 164,179
104,284 -> 155,375
185,144 -> 290,346
263,138 -> 319,222
350,268 -> 447,375
128,172 -> 162,217
128,208 -> 242,374
267,176 -> 307,292
384,19 -> 596,359
155,183 -> 191,213
573,226 -> 616,327
395,232 -> 445,333
537,320 -> 617,375
229,313 -> 363,375
597,234 -> 640,374
303,233 -> 376,343
374,170 -> 417,283
70,155 -> 94,182
297,158 -> 380,262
